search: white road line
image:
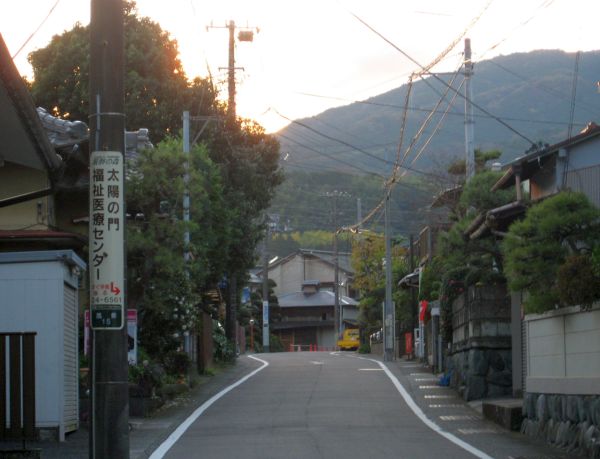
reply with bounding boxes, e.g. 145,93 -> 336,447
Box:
351,355 -> 495,459
148,355 -> 269,459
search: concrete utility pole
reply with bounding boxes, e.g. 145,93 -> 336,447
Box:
207,21 -> 258,122
383,192 -> 394,361
464,38 -> 475,181
262,219 -> 270,353
409,234 -> 416,359
89,0 -> 129,457
324,191 -> 349,346
182,111 -> 191,354
183,111 -> 190,264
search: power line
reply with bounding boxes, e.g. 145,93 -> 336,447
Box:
278,132 -> 385,178
273,108 -> 454,182
293,91 -> 579,127
12,0 -> 61,59
477,0 -> 557,60
487,58 -> 600,119
346,9 -> 538,147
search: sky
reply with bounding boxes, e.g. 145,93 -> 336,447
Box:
1,0 -> 598,133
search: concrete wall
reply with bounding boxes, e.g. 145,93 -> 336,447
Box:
0,163 -> 52,230
525,305 -> 600,395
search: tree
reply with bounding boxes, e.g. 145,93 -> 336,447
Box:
446,149 -> 502,178
433,168 -> 515,341
503,191 -> 600,313
200,119 -> 283,340
350,232 -> 410,337
126,136 -> 228,360
27,1 -> 215,143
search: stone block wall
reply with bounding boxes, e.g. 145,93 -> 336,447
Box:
522,392 -> 600,458
448,284 -> 513,401
448,347 -> 512,401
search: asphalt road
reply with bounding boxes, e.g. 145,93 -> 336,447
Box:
156,351 -> 550,459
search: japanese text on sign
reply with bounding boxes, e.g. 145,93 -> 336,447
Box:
90,151 -> 124,329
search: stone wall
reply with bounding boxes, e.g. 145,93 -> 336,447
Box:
448,284 -> 513,401
522,392 -> 600,458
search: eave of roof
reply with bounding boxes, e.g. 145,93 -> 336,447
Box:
492,124 -> 600,191
0,34 -> 61,177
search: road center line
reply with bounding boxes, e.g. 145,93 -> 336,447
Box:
353,356 -> 495,459
148,354 -> 269,459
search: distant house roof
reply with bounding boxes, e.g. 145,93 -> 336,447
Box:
492,122 -> 600,191
261,248 -> 354,276
0,33 -> 61,178
278,290 -> 358,308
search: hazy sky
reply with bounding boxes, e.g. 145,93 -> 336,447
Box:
1,0 -> 598,132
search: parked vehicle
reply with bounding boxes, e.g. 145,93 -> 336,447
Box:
337,328 -> 360,350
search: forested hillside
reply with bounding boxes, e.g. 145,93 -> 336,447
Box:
277,49 -> 600,175
270,49 -> 600,240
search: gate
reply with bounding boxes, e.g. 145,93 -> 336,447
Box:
0,332 -> 36,441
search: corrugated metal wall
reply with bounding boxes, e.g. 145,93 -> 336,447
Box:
63,284 -> 78,433
566,165 -> 600,207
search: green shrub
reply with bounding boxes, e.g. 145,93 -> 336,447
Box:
162,350 -> 191,377
503,192 -> 600,313
556,254 -> 600,309
358,343 -> 371,354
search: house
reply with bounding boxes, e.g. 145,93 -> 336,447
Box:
0,32 -> 153,438
492,122 -> 600,206
259,249 -> 358,350
467,122 -> 600,397
456,124 -> 600,450
264,248 -> 355,297
0,34 -> 152,253
274,280 -> 358,350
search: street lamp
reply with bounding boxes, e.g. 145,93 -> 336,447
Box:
249,318 -> 255,352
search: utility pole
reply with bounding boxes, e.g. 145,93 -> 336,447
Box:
324,191 -> 349,346
409,234 -> 416,359
183,111 -> 190,264
182,111 -> 191,354
356,197 -> 362,229
383,191 -> 394,361
464,38 -> 475,181
89,0 -> 129,457
207,21 -> 258,123
262,219 -> 270,353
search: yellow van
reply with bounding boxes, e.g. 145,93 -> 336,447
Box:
337,328 -> 360,350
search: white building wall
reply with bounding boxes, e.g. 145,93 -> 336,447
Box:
0,256 -> 81,440
525,305 -> 600,394
269,253 -> 351,297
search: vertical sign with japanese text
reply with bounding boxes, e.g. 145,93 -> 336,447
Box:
90,151 -> 124,329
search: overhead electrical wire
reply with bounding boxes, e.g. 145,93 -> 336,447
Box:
487,59 -> 600,119
340,3 -> 496,232
346,9 -> 538,148
277,132 -> 385,178
273,108 -> 455,183
11,0 -> 61,59
293,91 -> 582,128
477,0 -> 557,60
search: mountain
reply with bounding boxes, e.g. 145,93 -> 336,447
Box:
269,49 -> 600,238
276,49 -> 600,176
